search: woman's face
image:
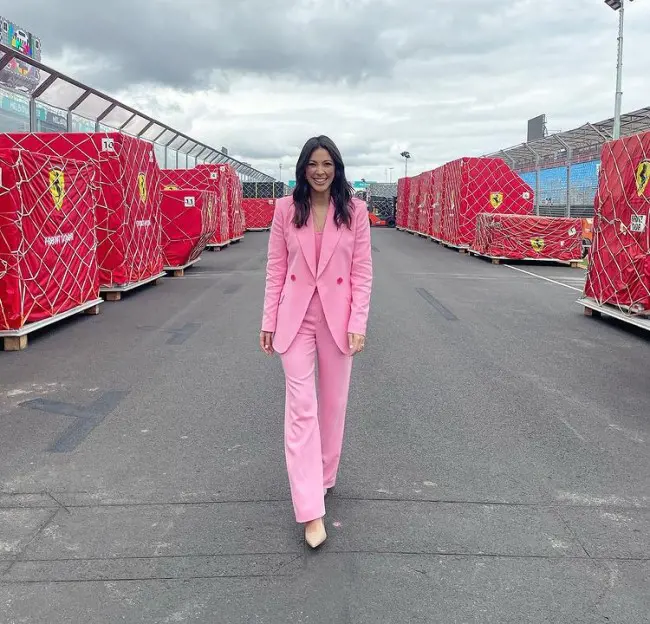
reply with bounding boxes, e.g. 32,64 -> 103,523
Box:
306,147 -> 335,193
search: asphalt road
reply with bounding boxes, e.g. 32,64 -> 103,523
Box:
0,229 -> 648,623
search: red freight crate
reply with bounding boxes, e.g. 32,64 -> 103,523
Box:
196,164 -> 245,243
160,167 -> 230,247
0,132 -> 163,288
431,167 -> 445,240
473,214 -> 583,262
416,172 -> 427,235
0,148 -> 99,330
407,173 -> 423,232
396,177 -> 410,229
584,131 -> 650,313
160,189 -> 218,268
441,157 -> 534,248
417,170 -> 434,237
242,198 -> 275,230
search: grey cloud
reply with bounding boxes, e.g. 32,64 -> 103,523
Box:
12,0 -> 612,93
12,0 -> 401,91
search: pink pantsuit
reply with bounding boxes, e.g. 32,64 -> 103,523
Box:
262,195 -> 373,522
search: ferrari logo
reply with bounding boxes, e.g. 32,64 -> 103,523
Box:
163,184 -> 178,191
206,196 -> 214,219
490,192 -> 503,209
49,169 -> 65,211
531,237 -> 545,252
635,160 -> 650,197
137,173 -> 147,203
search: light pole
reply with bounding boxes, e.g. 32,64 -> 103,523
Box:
389,167 -> 394,183
279,163 -> 283,181
400,151 -> 411,178
604,0 -> 631,139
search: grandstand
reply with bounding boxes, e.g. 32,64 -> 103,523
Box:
0,40 -> 274,182
485,106 -> 650,217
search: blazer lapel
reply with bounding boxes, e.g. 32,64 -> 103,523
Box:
317,201 -> 343,278
296,209 -> 317,278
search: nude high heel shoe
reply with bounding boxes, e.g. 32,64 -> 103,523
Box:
305,517 -> 327,549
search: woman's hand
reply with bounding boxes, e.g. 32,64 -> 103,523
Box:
348,333 -> 365,355
260,331 -> 274,356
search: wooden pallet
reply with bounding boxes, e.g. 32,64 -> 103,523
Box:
230,236 -> 244,244
100,271 -> 166,302
164,257 -> 201,278
246,227 -> 271,232
206,241 -> 230,251
469,249 -> 581,268
0,298 -> 103,351
441,241 -> 470,254
578,297 -> 650,332
425,235 -> 464,252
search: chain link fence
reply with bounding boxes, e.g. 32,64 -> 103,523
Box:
518,162 -> 599,218
242,181 -> 290,198
367,182 -> 397,224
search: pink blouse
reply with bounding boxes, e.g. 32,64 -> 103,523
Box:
315,231 -> 324,269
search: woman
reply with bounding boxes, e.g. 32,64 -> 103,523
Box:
260,135 -> 373,548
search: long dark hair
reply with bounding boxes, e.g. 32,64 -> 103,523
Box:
292,135 -> 354,229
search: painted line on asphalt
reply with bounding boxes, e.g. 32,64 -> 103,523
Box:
504,265 -> 583,293
415,288 -> 458,321
21,391 -> 129,453
396,273 -> 500,279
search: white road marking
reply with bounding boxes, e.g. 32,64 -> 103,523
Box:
504,264 -> 583,293
555,491 -> 650,507
557,417 -> 588,442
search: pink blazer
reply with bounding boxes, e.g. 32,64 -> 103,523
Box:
261,195 -> 373,354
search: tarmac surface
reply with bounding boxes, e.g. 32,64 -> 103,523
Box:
1,228 -> 649,623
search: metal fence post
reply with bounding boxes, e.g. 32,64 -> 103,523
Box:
524,144 -> 541,215
29,96 -> 37,132
566,154 -> 572,217
555,136 -> 572,217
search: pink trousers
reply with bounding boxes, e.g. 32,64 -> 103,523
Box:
279,290 -> 353,523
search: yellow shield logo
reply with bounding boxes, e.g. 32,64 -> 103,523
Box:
163,184 -> 178,191
49,169 -> 65,211
635,160 -> 650,197
137,173 -> 147,203
531,237 -> 545,252
490,192 -> 503,209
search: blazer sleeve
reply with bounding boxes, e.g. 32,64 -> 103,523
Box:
348,199 -> 373,336
261,199 -> 288,333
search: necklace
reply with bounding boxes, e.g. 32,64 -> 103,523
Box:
312,206 -> 327,232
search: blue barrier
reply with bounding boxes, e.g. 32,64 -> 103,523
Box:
517,159 -> 599,217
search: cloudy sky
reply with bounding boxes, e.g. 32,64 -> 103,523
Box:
9,0 -> 650,182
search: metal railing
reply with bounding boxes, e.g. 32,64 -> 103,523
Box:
0,42 -> 275,182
